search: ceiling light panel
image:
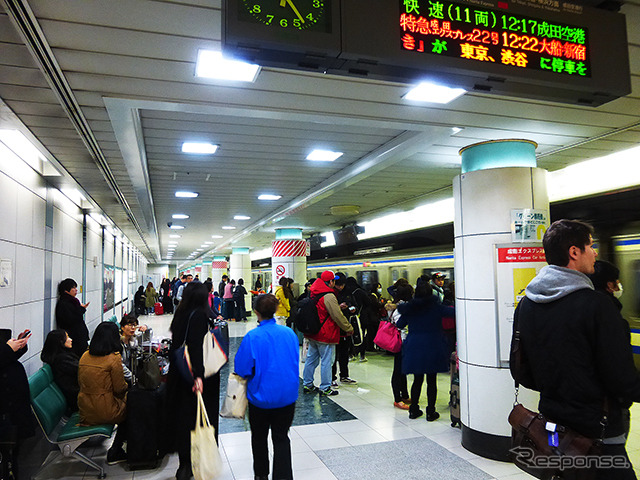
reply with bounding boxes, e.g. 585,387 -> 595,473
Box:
182,142 -> 218,154
175,191 -> 199,198
403,82 -> 466,104
258,194 -> 282,201
195,49 -> 260,82
307,149 -> 343,162
172,214 -> 190,219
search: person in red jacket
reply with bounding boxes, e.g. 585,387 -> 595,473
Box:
301,271 -> 353,396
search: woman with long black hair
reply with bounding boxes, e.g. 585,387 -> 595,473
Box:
166,282 -> 220,480
41,329 -> 80,412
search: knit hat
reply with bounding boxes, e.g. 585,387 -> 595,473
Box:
321,270 -> 335,282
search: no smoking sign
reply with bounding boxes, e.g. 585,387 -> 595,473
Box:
275,264 -> 285,276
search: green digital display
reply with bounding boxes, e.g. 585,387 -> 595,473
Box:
400,0 -> 591,77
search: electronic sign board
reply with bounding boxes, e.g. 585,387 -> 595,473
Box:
223,0 -> 630,106
399,0 -> 590,77
338,0 -> 629,105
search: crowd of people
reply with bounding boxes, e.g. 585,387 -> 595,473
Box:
5,219 -> 640,480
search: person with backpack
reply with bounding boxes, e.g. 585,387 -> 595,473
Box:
301,271 -> 353,396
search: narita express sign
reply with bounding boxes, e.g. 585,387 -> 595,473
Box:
400,0 -> 590,77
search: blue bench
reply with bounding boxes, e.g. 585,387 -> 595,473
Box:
29,364 -> 114,478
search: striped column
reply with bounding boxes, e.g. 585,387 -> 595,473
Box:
211,257 -> 228,288
272,237 -> 308,294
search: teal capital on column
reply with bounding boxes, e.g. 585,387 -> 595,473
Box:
213,256 -> 226,261
232,247 -> 249,255
459,139 -> 537,174
275,228 -> 302,240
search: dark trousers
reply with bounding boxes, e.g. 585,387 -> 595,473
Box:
234,299 -> 246,321
222,299 -> 234,320
248,402 -> 295,480
391,351 -> 409,402
409,373 -> 437,414
332,336 -> 351,380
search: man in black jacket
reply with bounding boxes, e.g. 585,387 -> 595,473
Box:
511,219 -> 640,479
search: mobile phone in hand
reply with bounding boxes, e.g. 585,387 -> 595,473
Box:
18,330 -> 31,339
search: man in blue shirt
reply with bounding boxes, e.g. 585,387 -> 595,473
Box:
234,294 -> 299,480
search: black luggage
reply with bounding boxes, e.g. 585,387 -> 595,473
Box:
126,385 -> 165,469
449,351 -> 461,428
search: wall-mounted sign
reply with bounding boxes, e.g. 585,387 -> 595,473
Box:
495,244 -> 546,363
510,208 -> 549,242
0,259 -> 12,288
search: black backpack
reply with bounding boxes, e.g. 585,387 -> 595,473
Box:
293,292 -> 330,335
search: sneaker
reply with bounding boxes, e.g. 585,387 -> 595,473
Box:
426,411 -> 440,422
394,401 -> 410,410
409,409 -> 424,419
402,397 -> 412,405
331,380 -> 339,387
303,385 -> 319,394
358,357 -> 368,363
320,388 -> 339,396
340,377 -> 357,384
106,446 -> 127,465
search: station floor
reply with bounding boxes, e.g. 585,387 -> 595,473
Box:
28,312 -> 640,479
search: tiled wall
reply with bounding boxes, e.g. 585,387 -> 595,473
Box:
0,144 -> 146,376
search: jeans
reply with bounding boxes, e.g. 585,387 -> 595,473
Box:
248,402 -> 295,480
302,339 -> 335,391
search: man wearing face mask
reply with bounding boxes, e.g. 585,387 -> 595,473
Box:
588,260 -> 624,312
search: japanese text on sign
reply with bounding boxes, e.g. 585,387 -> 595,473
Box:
399,0 -> 590,77
498,246 -> 546,262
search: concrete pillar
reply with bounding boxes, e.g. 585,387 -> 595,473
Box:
230,248 -> 251,316
454,140 -> 549,460
271,229 -> 308,297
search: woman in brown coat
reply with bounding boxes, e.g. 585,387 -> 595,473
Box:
78,321 -> 128,464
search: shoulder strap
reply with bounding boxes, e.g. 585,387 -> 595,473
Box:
182,310 -> 197,346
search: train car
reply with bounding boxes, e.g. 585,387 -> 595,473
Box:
612,234 -> 640,369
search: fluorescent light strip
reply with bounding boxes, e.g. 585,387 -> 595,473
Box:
234,215 -> 251,220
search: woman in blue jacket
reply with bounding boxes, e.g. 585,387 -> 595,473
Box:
396,281 -> 454,421
235,294 -> 299,480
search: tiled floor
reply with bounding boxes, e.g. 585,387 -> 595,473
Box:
25,312 -> 640,480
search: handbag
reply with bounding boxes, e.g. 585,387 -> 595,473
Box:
137,353 -> 161,389
191,391 -> 223,480
171,311 -> 196,384
509,322 -> 605,480
219,373 -> 248,419
508,403 -> 601,479
202,327 -> 228,378
373,320 -> 402,353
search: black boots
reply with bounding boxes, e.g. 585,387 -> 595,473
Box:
426,406 -> 440,422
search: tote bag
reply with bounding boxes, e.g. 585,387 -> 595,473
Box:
191,391 -> 223,480
219,373 -> 248,419
202,327 -> 228,378
374,320 -> 402,353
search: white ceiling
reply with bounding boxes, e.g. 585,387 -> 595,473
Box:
0,0 -> 639,264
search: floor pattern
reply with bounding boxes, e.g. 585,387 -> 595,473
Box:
20,312 -> 640,479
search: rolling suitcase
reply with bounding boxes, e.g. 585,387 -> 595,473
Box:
449,351 -> 461,428
126,385 -> 165,469
154,302 -> 163,315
